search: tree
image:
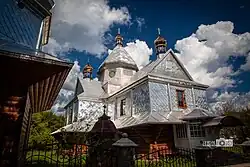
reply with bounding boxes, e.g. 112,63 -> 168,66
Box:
28,111 -> 65,147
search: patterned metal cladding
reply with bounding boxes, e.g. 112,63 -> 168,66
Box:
0,0 -> 42,49
108,101 -> 115,120
132,82 -> 151,115
151,53 -> 190,81
170,85 -> 194,111
77,101 -> 104,122
194,89 -> 208,110
149,82 -> 170,112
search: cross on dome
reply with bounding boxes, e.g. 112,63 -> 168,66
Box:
158,28 -> 161,35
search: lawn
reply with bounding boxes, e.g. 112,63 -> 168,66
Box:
25,151 -> 196,167
26,150 -> 87,167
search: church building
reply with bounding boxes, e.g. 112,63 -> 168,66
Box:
56,29 -> 221,153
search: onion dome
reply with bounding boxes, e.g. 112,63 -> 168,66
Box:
115,28 -> 123,46
154,28 -> 167,56
83,62 -> 93,79
90,105 -> 118,135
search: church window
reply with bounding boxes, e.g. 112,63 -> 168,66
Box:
120,99 -> 126,116
176,124 -> 187,138
189,122 -> 205,137
176,90 -> 187,108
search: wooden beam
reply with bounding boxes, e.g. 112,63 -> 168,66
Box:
28,85 -> 35,113
41,77 -> 50,111
43,74 -> 56,111
46,71 -> 63,109
48,69 -> 70,108
37,79 -> 44,112
34,82 -> 39,113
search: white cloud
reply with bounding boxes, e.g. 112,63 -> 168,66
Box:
63,61 -> 81,91
240,52 -> 250,70
43,0 -> 131,56
107,40 -> 153,69
175,21 -> 250,89
52,61 -> 81,112
124,40 -> 153,69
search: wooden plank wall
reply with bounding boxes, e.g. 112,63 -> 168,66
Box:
120,124 -> 175,154
17,93 -> 31,167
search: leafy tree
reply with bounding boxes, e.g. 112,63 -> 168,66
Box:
28,111 -> 65,147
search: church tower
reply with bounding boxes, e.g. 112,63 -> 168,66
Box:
82,60 -> 93,79
154,28 -> 167,59
97,29 -> 138,94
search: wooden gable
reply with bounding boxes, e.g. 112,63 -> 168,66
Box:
151,49 -> 193,81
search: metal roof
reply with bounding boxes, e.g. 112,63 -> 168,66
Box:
98,45 -> 138,71
114,111 -> 186,129
202,116 -> 244,127
77,78 -> 105,100
181,108 -> 216,120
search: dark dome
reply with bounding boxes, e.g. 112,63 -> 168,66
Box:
90,113 -> 118,134
154,35 -> 166,44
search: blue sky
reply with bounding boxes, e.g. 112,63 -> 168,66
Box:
46,0 -> 250,111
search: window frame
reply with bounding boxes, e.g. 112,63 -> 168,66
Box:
176,89 -> 187,109
176,124 -> 188,138
120,98 -> 126,116
189,122 -> 206,138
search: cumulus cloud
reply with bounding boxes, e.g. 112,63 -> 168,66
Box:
175,21 -> 250,89
107,40 -> 153,69
124,40 -> 153,69
43,0 -> 131,56
52,61 -> 81,112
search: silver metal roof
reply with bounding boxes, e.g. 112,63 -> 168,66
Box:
181,108 -> 216,120
114,111 -> 186,129
98,45 -> 138,70
77,78 -> 105,100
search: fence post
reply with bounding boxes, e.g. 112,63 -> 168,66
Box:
194,146 -> 213,167
112,133 -> 138,167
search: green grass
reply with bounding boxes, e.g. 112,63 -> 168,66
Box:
222,146 -> 244,154
26,151 -> 87,167
26,151 -> 196,167
134,158 -> 196,167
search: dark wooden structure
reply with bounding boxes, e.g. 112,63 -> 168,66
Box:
119,123 -> 175,155
0,50 -> 73,167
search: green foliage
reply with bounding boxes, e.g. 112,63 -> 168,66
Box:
28,111 -> 65,147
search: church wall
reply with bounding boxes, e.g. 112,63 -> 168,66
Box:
151,52 -> 190,81
132,82 -> 151,115
77,100 -> 103,123
193,89 -> 208,110
120,68 -> 137,86
73,100 -> 78,122
148,82 -> 170,112
115,91 -> 132,118
169,85 -> 194,111
108,101 -> 115,121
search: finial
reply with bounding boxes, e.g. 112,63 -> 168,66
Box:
157,28 -> 161,35
115,28 -> 123,46
87,55 -> 90,64
103,105 -> 107,115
